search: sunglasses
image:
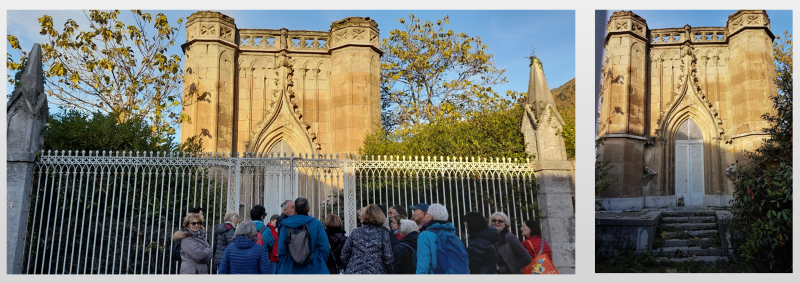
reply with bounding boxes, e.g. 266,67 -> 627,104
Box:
189,222 -> 204,226
490,219 -> 505,223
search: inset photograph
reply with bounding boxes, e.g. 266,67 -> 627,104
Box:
7,10 -> 575,274
594,10 -> 792,272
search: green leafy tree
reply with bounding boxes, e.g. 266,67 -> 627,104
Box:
7,10 -> 185,136
380,14 -> 510,132
361,104 -> 529,160
729,31 -> 792,272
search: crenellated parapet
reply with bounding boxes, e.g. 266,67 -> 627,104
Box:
328,17 -> 381,53
185,11 -> 237,46
606,10 -> 648,41
727,10 -> 773,39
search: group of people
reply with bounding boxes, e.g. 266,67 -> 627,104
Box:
172,201 -> 552,275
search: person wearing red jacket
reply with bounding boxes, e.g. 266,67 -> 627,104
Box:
520,220 -> 552,262
266,214 -> 280,273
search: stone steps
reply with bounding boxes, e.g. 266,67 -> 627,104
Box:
666,229 -> 717,238
661,216 -> 716,223
663,223 -> 716,230
654,246 -> 726,257
656,256 -> 729,262
655,210 -> 728,263
662,238 -> 711,247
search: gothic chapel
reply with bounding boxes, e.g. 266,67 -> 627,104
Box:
597,10 -> 778,209
180,11 -> 382,156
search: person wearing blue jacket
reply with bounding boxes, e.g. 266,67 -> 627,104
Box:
276,197 -> 331,274
217,220 -> 272,274
250,205 -> 278,274
415,203 -> 460,274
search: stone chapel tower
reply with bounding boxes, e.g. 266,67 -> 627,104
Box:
597,10 -> 777,209
180,11 -> 382,155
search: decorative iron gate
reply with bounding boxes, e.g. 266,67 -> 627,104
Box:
22,151 -> 537,274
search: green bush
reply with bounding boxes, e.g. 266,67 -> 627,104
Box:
42,109 -> 200,153
728,31 -> 792,273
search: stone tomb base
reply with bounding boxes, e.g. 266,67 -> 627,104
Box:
595,210 -> 662,254
599,195 -> 733,211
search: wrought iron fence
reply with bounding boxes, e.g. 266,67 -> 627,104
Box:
22,151 -> 537,274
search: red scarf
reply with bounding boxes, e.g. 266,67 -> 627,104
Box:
267,223 -> 279,262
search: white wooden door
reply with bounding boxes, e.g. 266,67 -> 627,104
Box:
675,119 -> 704,207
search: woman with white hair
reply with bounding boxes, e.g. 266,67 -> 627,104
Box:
490,211 -> 532,274
213,212 -> 240,271
392,219 -> 420,274
217,220 -> 272,274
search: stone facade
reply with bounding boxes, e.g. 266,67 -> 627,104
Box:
180,11 -> 382,155
597,10 -> 777,209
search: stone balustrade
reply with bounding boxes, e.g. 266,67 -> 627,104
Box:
650,27 -> 727,45
237,29 -> 329,52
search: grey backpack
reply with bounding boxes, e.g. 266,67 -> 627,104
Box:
287,225 -> 313,266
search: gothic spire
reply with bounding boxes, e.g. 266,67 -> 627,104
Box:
20,43 -> 44,94
525,58 -> 559,121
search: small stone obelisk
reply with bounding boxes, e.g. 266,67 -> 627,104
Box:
7,43 -> 49,274
519,58 -> 575,273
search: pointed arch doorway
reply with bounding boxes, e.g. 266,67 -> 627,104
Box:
674,119 -> 705,207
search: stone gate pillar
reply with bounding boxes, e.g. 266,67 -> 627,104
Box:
520,59 -> 575,274
7,43 -> 49,274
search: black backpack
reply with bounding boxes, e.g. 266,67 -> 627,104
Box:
171,239 -> 182,262
398,242 -> 417,272
286,225 -> 313,266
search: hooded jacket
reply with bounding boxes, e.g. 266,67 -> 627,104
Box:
325,228 -> 348,274
467,226 -> 500,274
172,229 -> 213,274
392,231 -> 419,274
496,227 -> 532,274
341,224 -> 395,274
213,223 -> 236,266
217,236 -> 272,274
415,220 -> 458,274
276,214 -> 330,274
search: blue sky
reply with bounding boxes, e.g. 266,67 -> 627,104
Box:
602,10 -> 792,35
6,10 -> 576,115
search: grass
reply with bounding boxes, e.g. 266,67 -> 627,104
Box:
596,249 -> 753,273
709,233 -> 722,248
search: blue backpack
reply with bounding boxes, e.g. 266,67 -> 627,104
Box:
433,230 -> 470,274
